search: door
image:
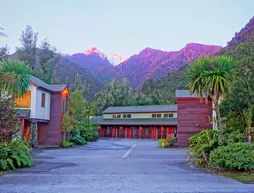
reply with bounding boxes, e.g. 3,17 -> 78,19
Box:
126,128 -> 131,138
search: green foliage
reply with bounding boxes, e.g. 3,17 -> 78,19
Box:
61,141 -> 73,148
78,121 -> 99,142
16,25 -> 38,69
0,139 -> 33,171
210,143 -> 254,171
70,128 -> 87,145
62,108 -> 75,140
69,90 -> 87,122
37,39 -> 60,84
0,60 -> 32,97
0,46 -> 8,62
186,55 -> 236,145
158,137 -> 176,148
219,32 -> 254,142
188,130 -> 219,168
70,135 -> 87,145
226,131 -> 244,145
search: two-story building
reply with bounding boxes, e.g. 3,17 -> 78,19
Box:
97,90 -> 213,146
14,76 -> 69,147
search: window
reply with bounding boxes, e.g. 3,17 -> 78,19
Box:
113,115 -> 116,118
164,113 -> 173,118
117,114 -> 121,118
41,93 -> 46,107
123,114 -> 127,118
164,114 -> 169,118
157,114 -> 161,118
127,114 -> 131,118
152,114 -> 156,118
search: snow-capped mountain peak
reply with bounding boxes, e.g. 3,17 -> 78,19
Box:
84,47 -> 128,65
84,47 -> 107,59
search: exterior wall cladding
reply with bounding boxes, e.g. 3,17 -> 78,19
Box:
177,98 -> 212,147
38,93 -> 66,146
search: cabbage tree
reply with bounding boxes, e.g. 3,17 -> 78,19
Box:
186,56 -> 236,145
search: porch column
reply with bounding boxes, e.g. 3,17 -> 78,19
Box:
125,127 -> 127,138
21,118 -> 25,139
30,121 -> 38,148
116,127 -> 118,138
166,127 -> 168,137
156,127 -> 158,140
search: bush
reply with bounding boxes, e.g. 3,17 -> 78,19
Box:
0,139 -> 33,171
210,142 -> 254,171
188,129 -> 218,168
70,135 -> 87,145
158,137 -> 176,148
226,131 -> 244,144
61,141 -> 73,148
82,131 -> 99,142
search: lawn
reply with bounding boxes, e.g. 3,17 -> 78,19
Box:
221,172 -> 254,184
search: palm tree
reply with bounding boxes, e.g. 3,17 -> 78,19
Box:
186,56 -> 236,145
0,27 -> 7,37
0,60 -> 32,98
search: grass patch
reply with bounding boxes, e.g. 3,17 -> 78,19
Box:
0,172 -> 4,176
221,172 -> 254,183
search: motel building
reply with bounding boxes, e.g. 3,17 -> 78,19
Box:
97,90 -> 213,146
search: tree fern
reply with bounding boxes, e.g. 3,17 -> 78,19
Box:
0,160 -> 7,170
7,158 -> 15,170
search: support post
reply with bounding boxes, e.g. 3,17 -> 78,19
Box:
21,118 -> 25,140
30,121 -> 38,148
125,128 -> 127,138
116,127 -> 118,138
156,127 -> 158,140
166,127 -> 168,137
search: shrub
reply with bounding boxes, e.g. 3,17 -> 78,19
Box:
188,129 -> 218,168
0,139 -> 33,171
226,131 -> 244,144
210,142 -> 254,171
70,135 -> 87,145
61,141 -> 73,148
158,137 -> 176,148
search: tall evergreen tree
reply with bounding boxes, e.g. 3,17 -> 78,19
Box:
16,25 -> 38,69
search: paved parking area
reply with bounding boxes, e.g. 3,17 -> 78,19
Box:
0,139 -> 254,193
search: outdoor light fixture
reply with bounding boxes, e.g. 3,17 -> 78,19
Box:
196,123 -> 199,127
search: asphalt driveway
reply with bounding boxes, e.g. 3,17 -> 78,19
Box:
0,139 -> 254,193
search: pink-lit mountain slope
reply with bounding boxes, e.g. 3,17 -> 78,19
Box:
115,43 -> 221,88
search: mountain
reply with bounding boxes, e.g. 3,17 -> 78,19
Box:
141,16 -> 254,105
65,48 -> 115,84
55,58 -> 103,99
115,43 -> 221,88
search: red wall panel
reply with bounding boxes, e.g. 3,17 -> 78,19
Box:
177,98 -> 212,146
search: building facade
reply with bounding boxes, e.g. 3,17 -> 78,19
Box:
98,90 -> 212,146
14,76 -> 69,147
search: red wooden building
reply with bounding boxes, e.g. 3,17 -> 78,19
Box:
97,90 -> 212,146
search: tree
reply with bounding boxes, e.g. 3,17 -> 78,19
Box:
0,60 -> 32,98
186,56 -> 236,145
0,46 -> 8,62
62,108 -> 75,141
69,90 -> 87,123
0,27 -> 7,37
38,39 -> 60,84
16,25 -> 38,69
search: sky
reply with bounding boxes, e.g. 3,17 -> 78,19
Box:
1,0 -> 253,57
